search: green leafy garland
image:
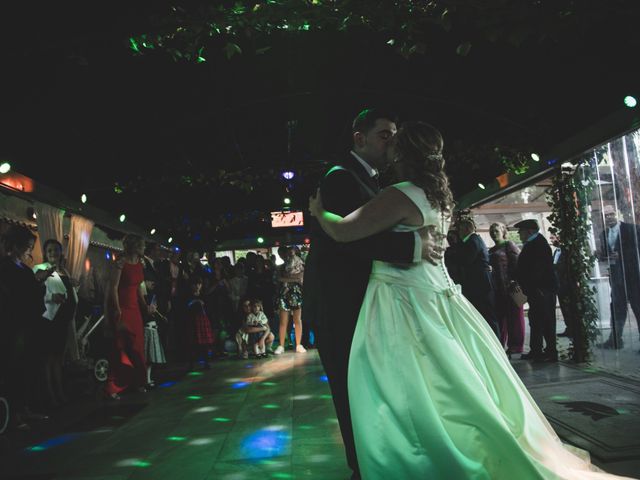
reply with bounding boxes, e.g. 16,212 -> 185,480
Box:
546,160 -> 599,363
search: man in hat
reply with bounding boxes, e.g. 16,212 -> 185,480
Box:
514,219 -> 558,361
596,205 -> 640,349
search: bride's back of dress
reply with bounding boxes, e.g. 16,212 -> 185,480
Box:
371,181 -> 454,292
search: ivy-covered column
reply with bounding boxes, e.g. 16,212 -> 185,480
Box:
546,163 -> 599,363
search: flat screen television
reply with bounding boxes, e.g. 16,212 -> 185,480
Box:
271,211 -> 304,228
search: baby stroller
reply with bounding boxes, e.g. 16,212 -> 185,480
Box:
75,304 -> 111,383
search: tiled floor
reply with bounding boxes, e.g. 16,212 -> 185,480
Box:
0,350 -> 639,479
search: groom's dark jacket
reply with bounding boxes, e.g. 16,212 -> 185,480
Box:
303,153 -> 418,341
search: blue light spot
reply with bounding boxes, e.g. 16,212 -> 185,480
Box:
320,375 -> 328,382
245,364 -> 254,368
25,433 -> 81,452
232,381 -> 249,389
240,428 -> 290,459
159,381 -> 177,388
547,158 -> 558,166
105,251 -> 111,260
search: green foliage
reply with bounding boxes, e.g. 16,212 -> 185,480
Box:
494,146 -> 532,176
546,161 -> 599,363
126,0 -> 610,62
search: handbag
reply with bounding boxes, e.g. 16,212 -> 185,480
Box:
509,282 -> 528,307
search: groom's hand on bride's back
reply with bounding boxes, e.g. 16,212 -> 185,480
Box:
419,225 -> 445,266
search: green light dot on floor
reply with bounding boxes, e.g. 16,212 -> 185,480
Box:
270,473 -> 293,479
213,417 -> 232,422
583,367 -> 598,373
188,371 -> 204,376
261,381 -> 277,386
167,436 -> 187,441
319,394 -> 332,399
187,395 -> 202,400
298,425 -> 314,430
262,404 -> 279,409
133,461 -> 151,467
27,446 -> 46,452
550,395 -> 570,401
616,408 -> 631,415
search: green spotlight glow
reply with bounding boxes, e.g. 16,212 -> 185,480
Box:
549,395 -> 570,401
187,395 -> 202,400
81,194 -> 87,203
319,394 -> 332,399
27,446 -> 46,452
213,417 -> 232,422
167,436 -> 186,441
119,214 -> 126,222
531,153 -> 540,162
188,371 -> 204,376
261,381 -> 277,386
133,461 -> 151,468
0,162 -> 10,174
298,425 -> 314,430
270,473 -> 293,479
262,404 -> 279,409
624,95 -> 637,108
616,408 -> 631,415
283,197 -> 291,205
257,237 -> 265,244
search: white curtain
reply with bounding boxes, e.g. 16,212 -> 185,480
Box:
65,215 -> 94,363
34,201 -> 65,256
66,215 -> 94,281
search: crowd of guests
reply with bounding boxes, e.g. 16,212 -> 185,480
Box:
0,224 -> 311,428
445,217 -> 565,363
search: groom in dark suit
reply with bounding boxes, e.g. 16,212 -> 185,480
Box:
303,108 -> 440,479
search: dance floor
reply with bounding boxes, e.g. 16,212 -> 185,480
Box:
1,350 -> 639,479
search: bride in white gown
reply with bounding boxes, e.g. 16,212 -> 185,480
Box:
309,121 -> 634,480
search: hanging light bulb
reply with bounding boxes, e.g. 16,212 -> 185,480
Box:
150,228 -> 156,235
119,214 -> 126,222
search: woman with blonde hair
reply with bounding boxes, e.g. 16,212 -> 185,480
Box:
489,222 -> 525,354
103,234 -> 155,400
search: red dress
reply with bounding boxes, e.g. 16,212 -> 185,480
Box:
105,262 -> 147,394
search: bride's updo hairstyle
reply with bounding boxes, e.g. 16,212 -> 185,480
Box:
394,121 -> 454,215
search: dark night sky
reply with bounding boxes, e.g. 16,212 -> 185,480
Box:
1,2 -> 638,246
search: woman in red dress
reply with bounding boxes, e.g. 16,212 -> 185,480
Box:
104,235 -> 155,399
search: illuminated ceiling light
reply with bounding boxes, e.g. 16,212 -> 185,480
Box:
32,212 -> 37,219
168,237 -> 173,243
624,95 -> 637,108
283,197 -> 291,205
0,162 -> 11,174
119,214 -> 126,222
282,170 -> 295,180
478,183 -> 486,190
81,193 -> 87,203
150,228 -> 156,235
531,153 -> 540,162
257,237 -> 265,244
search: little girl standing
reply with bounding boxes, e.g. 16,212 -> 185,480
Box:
184,276 -> 214,370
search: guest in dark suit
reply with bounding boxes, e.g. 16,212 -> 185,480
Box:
596,205 -> 640,349
303,108 -> 440,480
456,218 -> 500,338
444,228 -> 463,285
514,219 -> 558,362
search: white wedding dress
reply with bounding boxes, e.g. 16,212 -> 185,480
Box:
348,182 -> 634,480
